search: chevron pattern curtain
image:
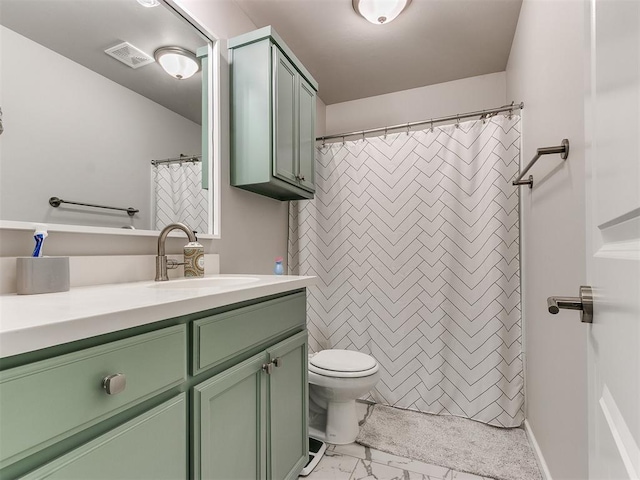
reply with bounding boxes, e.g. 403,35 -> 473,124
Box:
153,163 -> 208,235
289,115 -> 523,427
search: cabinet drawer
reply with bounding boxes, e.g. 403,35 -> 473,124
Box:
193,291 -> 306,375
0,325 -> 186,468
21,394 -> 187,480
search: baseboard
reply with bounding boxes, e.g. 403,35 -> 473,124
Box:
524,419 -> 553,480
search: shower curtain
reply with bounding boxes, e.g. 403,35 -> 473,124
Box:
289,115 -> 523,427
153,162 -> 208,235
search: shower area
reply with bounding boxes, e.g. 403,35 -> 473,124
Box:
289,106 -> 524,429
151,154 -> 208,235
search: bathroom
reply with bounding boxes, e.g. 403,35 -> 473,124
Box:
0,0 -> 638,479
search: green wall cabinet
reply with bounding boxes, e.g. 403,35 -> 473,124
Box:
197,46 -> 209,191
194,330 -> 307,480
0,290 -> 308,480
230,26 -> 318,201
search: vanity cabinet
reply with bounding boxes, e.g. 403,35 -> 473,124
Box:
0,325 -> 187,470
230,26 -> 318,201
194,331 -> 307,480
0,290 -> 308,480
20,395 -> 187,480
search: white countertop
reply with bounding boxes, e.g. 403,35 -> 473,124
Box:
0,275 -> 315,358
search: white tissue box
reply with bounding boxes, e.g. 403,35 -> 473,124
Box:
16,257 -> 70,295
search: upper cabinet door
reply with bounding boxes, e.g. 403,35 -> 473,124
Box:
297,77 -> 316,193
273,46 -> 298,185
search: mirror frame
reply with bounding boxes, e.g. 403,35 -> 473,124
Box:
0,0 -> 221,240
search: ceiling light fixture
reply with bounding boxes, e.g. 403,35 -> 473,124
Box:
154,47 -> 200,80
352,0 -> 411,25
136,0 -> 160,7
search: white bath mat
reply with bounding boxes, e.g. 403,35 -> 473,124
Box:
356,405 -> 542,480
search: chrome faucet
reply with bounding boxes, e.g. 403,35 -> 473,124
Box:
155,223 -> 197,281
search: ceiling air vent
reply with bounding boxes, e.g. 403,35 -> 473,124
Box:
104,42 -> 154,69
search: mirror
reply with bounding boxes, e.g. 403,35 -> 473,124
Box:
0,0 -> 218,237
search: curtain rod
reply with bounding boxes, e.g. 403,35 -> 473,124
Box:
316,102 -> 524,142
151,154 -> 201,166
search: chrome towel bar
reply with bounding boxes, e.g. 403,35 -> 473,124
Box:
513,139 -> 570,188
49,197 -> 139,217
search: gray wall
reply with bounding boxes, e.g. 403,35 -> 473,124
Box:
0,26 -> 201,231
325,72 -> 507,135
506,0 -> 588,478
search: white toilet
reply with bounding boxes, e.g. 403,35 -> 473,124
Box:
308,349 -> 380,444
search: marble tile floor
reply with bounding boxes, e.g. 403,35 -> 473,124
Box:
301,402 -> 494,480
300,441 -> 494,480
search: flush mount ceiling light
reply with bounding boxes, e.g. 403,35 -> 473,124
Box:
352,0 -> 411,25
136,0 -> 160,7
154,47 -> 200,80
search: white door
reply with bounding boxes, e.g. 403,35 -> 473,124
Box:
586,0 -> 640,478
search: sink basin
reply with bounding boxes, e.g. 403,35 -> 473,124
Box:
149,276 -> 260,289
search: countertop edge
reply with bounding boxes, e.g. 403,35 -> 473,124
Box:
0,276 -> 315,359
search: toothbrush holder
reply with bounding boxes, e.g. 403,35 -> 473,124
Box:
16,257 -> 70,295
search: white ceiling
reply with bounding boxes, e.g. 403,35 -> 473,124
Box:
233,0 -> 522,105
1,0 -> 207,123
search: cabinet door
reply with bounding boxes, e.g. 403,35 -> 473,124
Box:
21,394 -> 187,480
194,352 -> 267,480
272,46 -> 298,185
297,77 -> 316,193
266,331 -> 308,480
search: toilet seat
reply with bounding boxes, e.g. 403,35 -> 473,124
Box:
309,350 -> 379,378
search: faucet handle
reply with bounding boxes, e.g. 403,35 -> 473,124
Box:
167,258 -> 187,270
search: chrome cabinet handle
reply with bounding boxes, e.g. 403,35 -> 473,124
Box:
547,285 -> 593,323
262,363 -> 274,375
295,175 -> 306,182
272,357 -> 282,368
102,373 -> 127,395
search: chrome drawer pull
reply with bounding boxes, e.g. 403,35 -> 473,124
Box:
272,357 -> 282,368
262,363 -> 274,375
102,373 -> 127,395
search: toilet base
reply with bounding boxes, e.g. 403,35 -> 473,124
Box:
325,400 -> 359,445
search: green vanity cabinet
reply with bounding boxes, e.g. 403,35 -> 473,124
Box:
194,331 -> 307,480
230,26 -> 318,201
0,325 -> 187,470
266,332 -> 308,480
0,289 -> 309,480
20,395 -> 187,480
193,352 -> 266,480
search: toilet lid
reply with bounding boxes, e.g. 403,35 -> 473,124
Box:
309,349 -> 377,373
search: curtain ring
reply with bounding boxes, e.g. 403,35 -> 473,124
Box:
342,136 -> 345,146
384,127 -> 388,139
455,115 -> 460,129
406,123 -> 410,135
322,136 -> 326,148
430,120 -> 434,133
362,131 -> 365,142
